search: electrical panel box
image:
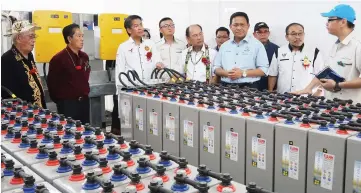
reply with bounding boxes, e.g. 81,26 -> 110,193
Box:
33,10 -> 72,63
98,13 -> 128,60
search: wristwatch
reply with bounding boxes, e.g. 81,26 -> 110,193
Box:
334,82 -> 342,92
242,70 -> 247,78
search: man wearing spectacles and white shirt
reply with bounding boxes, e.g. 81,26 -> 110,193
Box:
178,24 -> 217,83
155,17 -> 186,75
268,23 -> 325,95
293,4 -> 361,103
113,15 -> 163,135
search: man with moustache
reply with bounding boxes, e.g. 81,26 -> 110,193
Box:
47,23 -> 91,124
214,12 -> 269,88
268,23 -> 325,94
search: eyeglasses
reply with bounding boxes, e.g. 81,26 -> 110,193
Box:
328,18 -> 342,23
161,24 -> 175,29
287,32 -> 304,37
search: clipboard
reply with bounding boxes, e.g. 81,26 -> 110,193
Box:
316,66 -> 345,83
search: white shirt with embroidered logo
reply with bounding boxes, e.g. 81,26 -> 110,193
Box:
324,30 -> 361,103
115,37 -> 162,89
178,45 -> 217,82
155,37 -> 186,72
268,44 -> 325,94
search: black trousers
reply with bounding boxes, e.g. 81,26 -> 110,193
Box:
56,97 -> 90,124
221,80 -> 260,90
111,95 -> 121,135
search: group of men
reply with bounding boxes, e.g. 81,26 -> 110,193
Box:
2,4 -> 360,135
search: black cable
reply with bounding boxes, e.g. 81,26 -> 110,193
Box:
151,68 -> 160,79
42,63 -> 47,81
131,70 -> 149,86
168,68 -> 186,80
118,72 -> 130,87
1,86 -> 16,98
159,68 -> 173,79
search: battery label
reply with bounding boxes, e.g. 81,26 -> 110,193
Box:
183,120 -> 193,147
225,131 -> 238,161
313,151 -> 335,190
251,137 -> 266,170
354,161 -> 361,193
203,125 -> 215,154
149,112 -> 158,136
120,99 -> 130,127
135,108 -> 143,131
282,144 -> 300,180
165,116 -> 175,141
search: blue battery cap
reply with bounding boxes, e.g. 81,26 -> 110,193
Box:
62,134 -> 74,140
83,143 -> 95,149
60,147 -> 73,154
3,168 -> 14,176
207,106 -> 215,110
82,182 -> 101,190
195,175 -> 212,183
27,130 -> 36,135
187,101 -> 194,106
83,130 -> 94,136
136,166 -> 151,174
318,125 -> 329,131
170,98 -> 177,102
57,165 -> 72,173
230,110 -> 238,114
23,185 -> 36,193
41,138 -> 53,144
19,143 -> 30,148
106,153 -> 120,160
139,92 -> 145,96
104,139 -> 115,145
256,114 -> 264,119
129,148 -> 141,155
357,132 -> 361,138
159,160 -> 172,167
111,174 -> 127,182
328,123 -> 335,128
153,95 -> 160,98
82,159 -> 97,166
4,133 -> 14,139
171,183 -> 189,192
36,152 -> 49,159
284,120 -> 295,125
46,127 -> 56,132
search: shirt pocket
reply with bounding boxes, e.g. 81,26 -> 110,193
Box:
222,50 -> 235,70
278,58 -> 290,74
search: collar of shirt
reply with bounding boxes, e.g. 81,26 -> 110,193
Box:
188,44 -> 207,53
288,43 -> 305,52
128,37 -> 144,45
215,46 -> 219,52
65,46 -> 86,59
336,30 -> 357,45
11,44 -> 34,63
231,34 -> 251,45
158,36 -> 179,44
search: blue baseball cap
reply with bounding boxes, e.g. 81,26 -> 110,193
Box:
321,4 -> 356,23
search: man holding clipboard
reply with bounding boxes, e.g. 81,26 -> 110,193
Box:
293,4 -> 361,103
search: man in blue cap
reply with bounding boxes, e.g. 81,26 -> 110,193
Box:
294,4 -> 361,103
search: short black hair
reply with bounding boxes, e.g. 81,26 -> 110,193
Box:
216,27 -> 230,36
124,15 -> 142,36
159,17 -> 173,38
347,21 -> 355,29
229,12 -> 249,25
62,23 -> 80,44
285,23 -> 304,34
186,24 -> 202,38
144,29 -> 151,39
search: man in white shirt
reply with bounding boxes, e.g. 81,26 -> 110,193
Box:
178,24 -> 217,83
113,15 -> 163,135
116,15 -> 163,87
293,4 -> 361,103
268,23 -> 325,94
155,17 -> 186,74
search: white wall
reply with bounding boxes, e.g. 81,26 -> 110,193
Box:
2,0 -> 361,57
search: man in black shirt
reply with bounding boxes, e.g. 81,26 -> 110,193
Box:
1,20 -> 46,108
